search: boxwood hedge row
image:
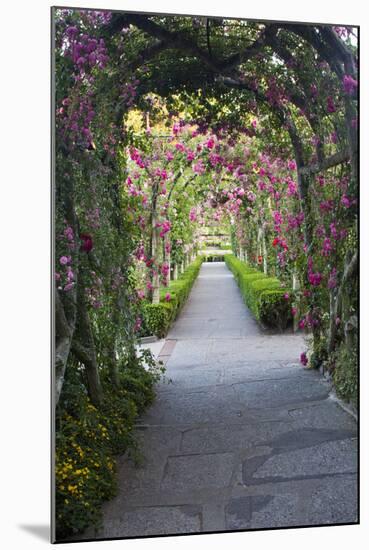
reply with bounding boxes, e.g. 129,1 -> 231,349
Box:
141,256 -> 204,337
225,255 -> 293,330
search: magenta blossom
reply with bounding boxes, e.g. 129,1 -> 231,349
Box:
59,255 -> 71,265
300,352 -> 308,366
64,282 -> 74,292
134,317 -> 142,332
341,195 -> 351,208
165,293 -> 171,302
342,74 -> 358,95
308,271 -> 322,286
327,96 -> 336,113
189,207 -> 197,222
137,289 -> 145,300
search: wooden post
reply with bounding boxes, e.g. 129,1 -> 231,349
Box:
292,270 -> 300,332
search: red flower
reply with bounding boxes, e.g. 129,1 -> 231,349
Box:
80,233 -> 93,253
257,255 -> 263,264
272,237 -> 279,247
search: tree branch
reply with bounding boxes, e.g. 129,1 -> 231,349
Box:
298,149 -> 351,176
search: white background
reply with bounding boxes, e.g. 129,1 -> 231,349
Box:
0,0 -> 367,548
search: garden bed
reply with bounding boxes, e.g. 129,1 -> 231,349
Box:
140,256 -> 204,338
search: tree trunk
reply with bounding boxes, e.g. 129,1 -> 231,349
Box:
327,251 -> 357,354
72,274 -> 103,407
54,167 -> 79,405
292,270 -> 300,333
151,195 -> 160,304
262,229 -> 268,274
55,288 -> 76,406
106,293 -> 122,388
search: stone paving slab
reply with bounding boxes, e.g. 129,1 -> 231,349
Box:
97,262 -> 358,540
102,505 -> 202,538
161,452 -> 235,492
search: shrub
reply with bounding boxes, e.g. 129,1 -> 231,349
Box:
141,256 -> 203,337
55,352 -> 164,540
225,255 -> 256,286
258,289 -> 293,329
248,278 -> 281,317
142,302 -> 174,338
204,254 -> 225,262
332,343 -> 358,406
225,254 -> 293,329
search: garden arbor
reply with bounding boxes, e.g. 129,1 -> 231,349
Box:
110,13 -> 357,361
53,11 -> 358,538
55,10 -> 357,407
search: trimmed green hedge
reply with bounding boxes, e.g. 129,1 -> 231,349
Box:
142,256 -> 203,337
225,255 -> 293,329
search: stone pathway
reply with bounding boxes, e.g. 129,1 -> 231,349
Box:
98,262 -> 358,538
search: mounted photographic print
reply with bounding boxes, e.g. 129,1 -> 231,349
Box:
52,5 -> 359,543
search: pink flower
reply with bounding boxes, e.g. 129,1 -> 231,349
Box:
284,293 -> 290,300
342,74 -> 358,95
291,307 -> 297,316
308,271 -> 322,286
161,263 -> 170,277
327,96 -> 336,113
66,268 -> 74,282
322,237 -> 333,256
205,138 -> 215,149
137,289 -> 145,300
341,195 -> 351,208
59,256 -> 70,265
189,207 -> 197,222
165,293 -> 171,302
64,226 -> 74,241
300,352 -> 308,366
298,319 -> 306,329
55,272 -> 61,281
63,282 -> 74,292
193,160 -> 205,174
80,233 -> 93,252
